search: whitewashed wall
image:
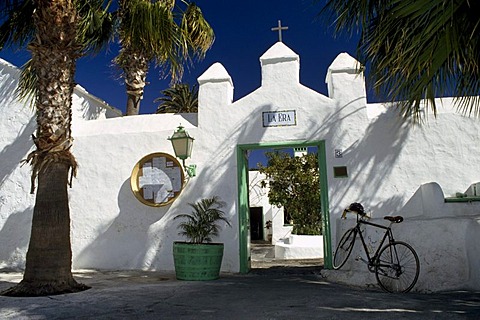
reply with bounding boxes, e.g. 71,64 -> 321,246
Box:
1,42 -> 480,292
0,59 -> 121,269
328,183 -> 480,292
0,60 -> 36,269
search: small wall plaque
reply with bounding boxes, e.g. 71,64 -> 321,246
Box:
333,166 -> 348,178
262,110 -> 296,127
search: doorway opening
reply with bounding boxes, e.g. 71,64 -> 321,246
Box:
249,207 -> 264,241
237,141 -> 331,274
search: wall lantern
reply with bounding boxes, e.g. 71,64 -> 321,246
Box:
168,125 -> 196,177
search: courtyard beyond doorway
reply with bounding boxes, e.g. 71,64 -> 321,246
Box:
250,241 -> 323,274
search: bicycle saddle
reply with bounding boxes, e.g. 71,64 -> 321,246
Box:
384,216 -> 404,223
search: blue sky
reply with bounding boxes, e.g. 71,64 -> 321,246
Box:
0,0 -> 359,115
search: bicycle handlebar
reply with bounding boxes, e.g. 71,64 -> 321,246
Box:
341,208 -> 370,220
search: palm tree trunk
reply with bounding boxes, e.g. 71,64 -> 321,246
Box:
1,0 -> 88,297
123,47 -> 149,116
3,163 -> 89,296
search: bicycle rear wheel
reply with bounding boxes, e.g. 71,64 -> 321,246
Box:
375,241 -> 420,293
333,228 -> 356,270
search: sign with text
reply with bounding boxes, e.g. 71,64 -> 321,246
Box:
262,110 -> 296,127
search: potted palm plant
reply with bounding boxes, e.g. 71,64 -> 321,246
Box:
173,196 -> 231,280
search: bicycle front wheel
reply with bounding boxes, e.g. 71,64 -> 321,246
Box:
333,228 -> 356,270
375,241 -> 420,293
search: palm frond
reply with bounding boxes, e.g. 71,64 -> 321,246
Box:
114,1 -> 214,113
15,58 -> 36,105
0,0 -> 35,50
1,0 -> 113,53
119,0 -> 176,56
321,0 -> 480,121
4,0 -> 114,104
179,2 -> 215,60
76,0 -> 115,54
174,196 -> 230,244
155,83 -> 198,113
117,0 -> 184,81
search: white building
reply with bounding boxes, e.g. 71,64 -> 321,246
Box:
248,148 -> 325,261
1,42 -> 480,292
248,147 -> 309,245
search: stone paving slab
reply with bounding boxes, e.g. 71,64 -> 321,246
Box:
1,270 -> 479,319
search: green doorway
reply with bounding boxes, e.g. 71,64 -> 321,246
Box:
236,141 -> 331,273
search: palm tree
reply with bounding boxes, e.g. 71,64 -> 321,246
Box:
0,0 -> 113,297
115,0 -> 214,116
321,0 -> 480,120
175,196 -> 231,244
155,83 -> 198,113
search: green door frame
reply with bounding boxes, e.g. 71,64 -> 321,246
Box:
236,140 -> 332,273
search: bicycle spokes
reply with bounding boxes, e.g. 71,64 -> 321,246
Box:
376,263 -> 401,279
333,228 -> 356,270
375,242 -> 420,293
335,205 -> 420,292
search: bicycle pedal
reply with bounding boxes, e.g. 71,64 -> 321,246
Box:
355,256 -> 368,264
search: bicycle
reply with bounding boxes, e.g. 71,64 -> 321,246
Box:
333,203 -> 420,293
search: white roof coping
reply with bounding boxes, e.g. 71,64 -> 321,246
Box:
74,84 -> 122,116
260,42 -> 299,65
0,57 -> 122,116
0,57 -> 21,70
328,52 -> 360,73
197,62 -> 233,86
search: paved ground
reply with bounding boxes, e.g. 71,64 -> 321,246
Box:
0,244 -> 479,319
1,269 -> 479,320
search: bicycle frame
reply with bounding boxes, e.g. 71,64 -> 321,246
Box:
335,206 -> 420,293
352,215 -> 395,269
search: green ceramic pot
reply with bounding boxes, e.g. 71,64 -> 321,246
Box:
173,242 -> 224,280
